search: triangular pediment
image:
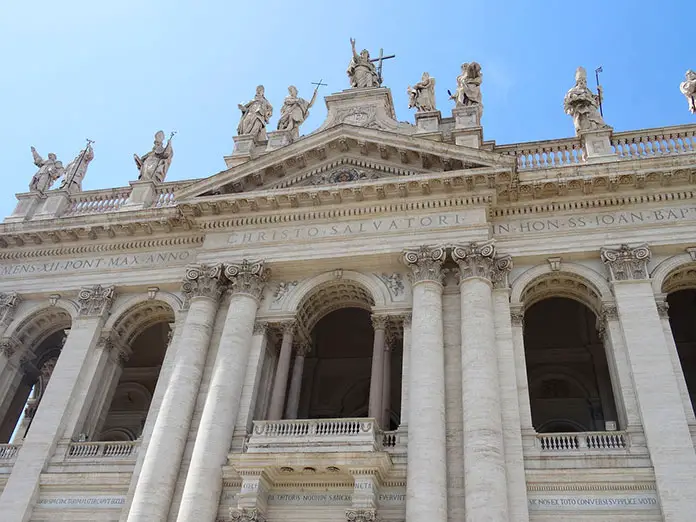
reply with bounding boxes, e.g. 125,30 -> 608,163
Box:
176,124 -> 515,201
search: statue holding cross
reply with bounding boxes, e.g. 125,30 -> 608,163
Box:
347,38 -> 394,88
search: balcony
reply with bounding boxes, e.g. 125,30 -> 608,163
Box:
535,431 -> 628,452
247,418 -> 400,454
64,440 -> 139,462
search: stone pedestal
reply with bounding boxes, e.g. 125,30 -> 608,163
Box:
122,180 -> 158,210
580,127 -> 615,162
316,87 -> 402,133
4,193 -> 43,223
414,110 -> 442,140
224,135 -> 258,168
266,129 -> 295,151
32,189 -> 71,220
451,106 -> 483,148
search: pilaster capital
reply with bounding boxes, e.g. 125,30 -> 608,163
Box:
655,297 -> 670,319
294,341 -> 312,356
371,314 -> 389,330
96,330 -> 131,364
277,320 -> 297,336
401,312 -> 412,327
510,307 -> 524,328
77,285 -> 115,317
345,508 -> 379,522
224,259 -> 270,300
601,303 -> 618,321
0,292 -> 20,327
253,320 -> 269,336
451,240 -> 513,287
229,508 -> 266,522
402,245 -> 446,285
182,263 -> 225,304
600,243 -> 651,281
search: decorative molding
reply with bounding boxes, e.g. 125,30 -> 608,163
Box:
276,320 -> 296,336
655,298 -> 670,319
0,292 -> 19,327
273,281 -> 298,303
451,240 -> 513,288
48,294 -> 61,306
600,243 -> 651,281
0,336 -> 19,359
547,257 -> 562,271
181,263 -> 225,303
402,245 -> 446,284
376,273 -> 405,298
345,508 -> 378,522
96,330 -> 130,363
229,508 -> 266,522
77,285 -> 115,317
253,321 -> 269,336
224,260 -> 270,300
510,307 -> 524,328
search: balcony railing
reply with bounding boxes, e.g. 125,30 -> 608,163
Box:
65,440 -> 139,460
496,137 -> 585,171
536,431 -> 628,452
0,443 -> 20,461
248,418 -> 392,453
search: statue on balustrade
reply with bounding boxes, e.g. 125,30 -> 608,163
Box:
451,62 -> 483,108
134,131 -> 174,183
347,38 -> 380,88
564,66 -> 608,134
680,69 -> 696,114
407,72 -> 436,112
29,147 -> 64,193
58,142 -> 94,192
277,85 -> 318,135
237,85 -> 273,142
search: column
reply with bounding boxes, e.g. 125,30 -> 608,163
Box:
0,293 -> 21,435
267,320 -> 295,421
176,260 -> 268,522
452,241 -> 509,522
510,308 -> 534,434
588,342 -> 618,429
0,285 -> 115,522
382,335 -> 393,428
285,342 -> 310,420
402,246 -> 447,522
127,264 -> 224,522
399,314 -> 411,429
601,244 -> 696,521
369,315 -> 387,422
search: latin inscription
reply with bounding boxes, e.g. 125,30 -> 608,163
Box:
528,494 -> 658,511
265,491 -> 406,506
492,207 -> 696,236
0,250 -> 191,279
36,496 -> 125,508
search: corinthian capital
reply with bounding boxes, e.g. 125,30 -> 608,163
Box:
451,240 -> 512,287
0,292 -> 20,327
230,508 -> 266,522
224,259 -> 270,300
402,246 -> 446,284
78,285 -> 115,317
600,244 -> 651,281
346,508 -> 378,522
182,263 -> 225,303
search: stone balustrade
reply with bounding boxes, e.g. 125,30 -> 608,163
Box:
496,137 -> 585,170
65,440 -> 139,460
536,431 -> 628,452
247,418 -> 387,453
62,188 -> 132,216
0,444 -> 20,461
611,125 -> 696,159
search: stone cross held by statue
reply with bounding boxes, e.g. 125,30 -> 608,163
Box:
370,48 -> 396,85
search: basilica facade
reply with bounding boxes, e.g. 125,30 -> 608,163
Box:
1,53 -> 696,522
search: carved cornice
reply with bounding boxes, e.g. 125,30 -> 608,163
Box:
345,508 -> 378,522
78,285 -> 115,317
229,508 -> 266,522
451,240 -> 512,288
182,263 -> 225,303
600,244 -> 651,281
402,245 -> 446,285
224,260 -> 270,300
0,292 -> 20,327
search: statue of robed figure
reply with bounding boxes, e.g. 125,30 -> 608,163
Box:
277,85 -> 318,135
407,72 -> 437,112
134,131 -> 174,183
347,38 -> 380,88
451,62 -> 483,108
237,85 -> 273,141
564,66 -> 607,134
680,70 -> 696,114
29,147 -> 64,193
58,142 -> 94,193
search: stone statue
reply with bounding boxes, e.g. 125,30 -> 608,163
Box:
277,85 -> 318,135
680,69 -> 696,114
134,131 -> 174,183
347,38 -> 380,88
451,62 -> 483,108
407,72 -> 436,112
237,85 -> 273,141
58,142 -> 94,192
564,66 -> 607,134
29,147 -> 64,193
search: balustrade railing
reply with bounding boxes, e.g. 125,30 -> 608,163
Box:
611,126 -> 696,159
66,440 -> 139,459
0,443 -> 19,460
496,138 -> 585,170
536,431 -> 628,452
63,188 -> 132,216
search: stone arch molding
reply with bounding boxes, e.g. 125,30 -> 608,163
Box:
4,299 -> 78,350
104,293 -> 179,346
511,262 -> 612,316
651,253 -> 696,294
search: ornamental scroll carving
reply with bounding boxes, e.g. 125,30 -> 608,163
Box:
78,285 -> 115,317
0,292 -> 19,327
402,246 -> 446,284
451,240 -> 512,288
182,263 -> 225,303
600,244 -> 651,281
229,508 -> 266,522
346,508 -> 379,522
224,260 -> 270,300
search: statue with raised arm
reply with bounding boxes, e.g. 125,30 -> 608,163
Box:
237,85 -> 273,141
58,142 -> 94,193
407,72 -> 437,112
564,66 -> 607,134
29,147 -> 64,193
451,62 -> 483,108
134,131 -> 174,183
347,38 -> 379,88
277,85 -> 317,135
680,69 -> 696,114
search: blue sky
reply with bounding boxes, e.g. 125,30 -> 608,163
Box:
1,0 -> 693,219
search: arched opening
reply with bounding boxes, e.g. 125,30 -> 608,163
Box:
93,301 -> 174,441
0,307 -> 72,443
666,289 -> 696,412
524,297 -> 618,433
